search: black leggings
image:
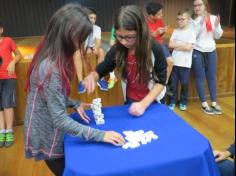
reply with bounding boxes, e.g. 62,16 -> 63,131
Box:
45,158 -> 65,176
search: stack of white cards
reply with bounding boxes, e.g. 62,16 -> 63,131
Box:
91,98 -> 105,125
122,130 -> 158,149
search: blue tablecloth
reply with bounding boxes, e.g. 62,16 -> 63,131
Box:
64,104 -> 220,176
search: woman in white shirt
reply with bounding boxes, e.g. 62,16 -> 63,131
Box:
191,0 -> 223,115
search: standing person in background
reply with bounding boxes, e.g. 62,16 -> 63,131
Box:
214,143 -> 235,176
168,9 -> 196,111
0,20 -> 22,147
191,0 -> 223,115
24,4 -> 124,176
145,1 -> 174,86
83,5 -> 167,116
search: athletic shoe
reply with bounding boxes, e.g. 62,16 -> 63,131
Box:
179,104 -> 187,111
201,106 -> 214,115
169,104 -> 176,111
97,79 -> 108,91
5,132 -> 14,147
78,81 -> 86,94
108,78 -> 116,89
211,104 -> 222,115
0,133 -> 5,148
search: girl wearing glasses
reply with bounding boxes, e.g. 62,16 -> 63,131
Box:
191,0 -> 223,115
168,9 -> 196,111
83,5 -> 167,116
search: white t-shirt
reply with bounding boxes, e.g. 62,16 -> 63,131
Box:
190,15 -> 223,52
85,25 -> 101,48
170,26 -> 196,68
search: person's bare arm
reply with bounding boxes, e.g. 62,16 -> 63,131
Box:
7,48 -> 22,75
169,40 -> 193,52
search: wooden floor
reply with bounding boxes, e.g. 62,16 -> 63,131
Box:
0,96 -> 235,176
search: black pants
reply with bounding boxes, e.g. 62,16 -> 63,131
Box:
45,158 -> 65,176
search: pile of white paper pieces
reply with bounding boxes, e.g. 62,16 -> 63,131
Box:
91,98 -> 105,125
122,130 -> 158,149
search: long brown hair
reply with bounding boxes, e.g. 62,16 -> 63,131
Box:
114,5 -> 152,84
26,4 -> 92,95
192,0 -> 212,19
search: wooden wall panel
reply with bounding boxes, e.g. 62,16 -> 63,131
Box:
187,44 -> 235,100
14,40 -> 235,125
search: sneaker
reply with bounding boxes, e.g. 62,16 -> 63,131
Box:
201,106 -> 214,115
108,78 -> 116,89
78,81 -> 86,94
211,105 -> 222,115
97,79 -> 108,91
0,133 -> 5,147
179,104 -> 187,111
169,104 -> 176,111
5,132 -> 14,147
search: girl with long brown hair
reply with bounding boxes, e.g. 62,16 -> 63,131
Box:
83,5 -> 167,116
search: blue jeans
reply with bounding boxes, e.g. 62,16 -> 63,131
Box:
192,50 -> 217,102
160,44 -> 171,58
217,159 -> 235,176
170,66 -> 190,105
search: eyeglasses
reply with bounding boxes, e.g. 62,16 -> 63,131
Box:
116,34 -> 137,43
176,18 -> 187,21
194,3 -> 204,8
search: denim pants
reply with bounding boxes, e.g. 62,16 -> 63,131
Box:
170,66 -> 191,105
217,159 -> 235,176
192,49 -> 217,102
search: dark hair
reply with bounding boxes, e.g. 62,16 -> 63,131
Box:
114,5 -> 152,84
87,7 -> 97,15
26,3 -> 92,95
145,1 -> 163,16
0,20 -> 3,28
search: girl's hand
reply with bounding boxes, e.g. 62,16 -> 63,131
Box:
214,15 -> 220,28
7,60 -> 16,75
93,48 -> 98,55
103,131 -> 125,146
129,102 -> 146,116
163,26 -> 169,33
76,103 -> 91,124
213,150 -> 231,162
157,27 -> 165,35
83,71 -> 98,94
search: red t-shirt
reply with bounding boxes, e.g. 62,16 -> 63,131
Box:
126,53 -> 149,101
0,37 -> 17,79
146,18 -> 164,43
